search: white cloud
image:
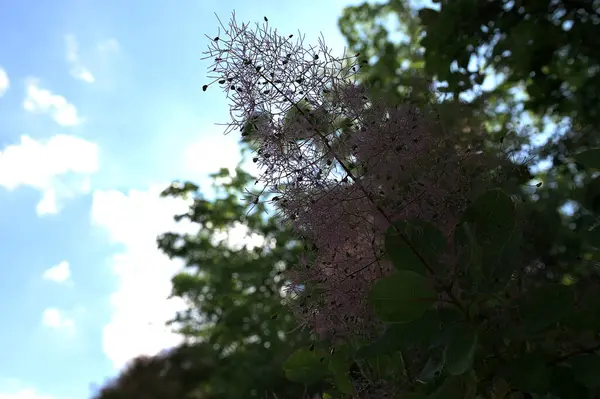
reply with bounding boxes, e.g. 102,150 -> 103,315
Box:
42,261 -> 71,283
96,38 -> 120,53
64,34 -> 95,83
0,134 -> 99,215
23,80 -> 83,126
41,308 -> 75,333
91,185 -> 193,370
91,178 -> 266,370
0,388 -> 57,399
184,134 -> 240,175
36,189 -> 58,215
0,67 -> 9,97
183,132 -> 258,194
0,379 -> 61,399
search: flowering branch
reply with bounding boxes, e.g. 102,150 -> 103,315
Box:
201,12 -> 504,347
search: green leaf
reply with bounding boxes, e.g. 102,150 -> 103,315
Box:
417,348 -> 445,383
461,189 -> 516,251
460,189 -> 517,282
550,365 -> 589,398
518,283 -> 575,333
508,354 -> 550,394
355,309 -> 441,359
444,322 -> 478,376
428,375 -> 466,399
328,352 -> 354,395
574,149 -> 600,170
283,348 -> 329,384
585,176 -> 600,215
570,354 -> 600,388
587,226 -> 600,249
418,7 -> 438,26
453,222 -> 483,285
385,220 -> 446,274
369,271 -> 436,323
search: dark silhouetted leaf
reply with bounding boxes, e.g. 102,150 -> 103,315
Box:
508,354 -> 550,394
385,219 -> 446,274
445,322 -> 478,375
570,354 -> 600,388
574,149 -> 600,170
369,271 -> 436,323
284,348 -> 329,384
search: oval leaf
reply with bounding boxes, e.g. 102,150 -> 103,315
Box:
587,226 -> 600,249
417,348 -> 445,383
369,271 -> 436,323
418,7 -> 438,26
518,283 -> 575,333
453,222 -> 483,284
429,375 -> 466,399
355,309 -> 441,359
585,176 -> 600,215
445,322 -> 478,375
550,365 -> 589,398
385,219 -> 446,274
570,354 -> 600,388
283,348 -> 328,384
508,354 -> 550,394
402,394 -> 427,399
328,352 -> 354,395
461,189 -> 515,250
574,149 -> 600,170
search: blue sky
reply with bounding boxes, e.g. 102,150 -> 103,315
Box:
0,1 -> 357,397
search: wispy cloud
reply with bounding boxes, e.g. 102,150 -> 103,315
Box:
41,308 -> 75,334
96,38 -> 120,53
23,80 -> 83,126
64,34 -> 95,84
0,134 -> 99,215
42,261 -> 71,284
0,67 -> 9,97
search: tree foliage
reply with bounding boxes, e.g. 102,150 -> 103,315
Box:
417,0 -> 600,130
91,344 -> 215,399
93,166 -> 324,399
157,166 -> 323,398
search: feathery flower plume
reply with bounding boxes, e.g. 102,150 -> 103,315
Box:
202,13 -> 510,345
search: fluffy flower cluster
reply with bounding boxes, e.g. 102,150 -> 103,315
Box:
203,14 -> 505,342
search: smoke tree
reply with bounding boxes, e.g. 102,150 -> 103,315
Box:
202,13 -> 600,399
